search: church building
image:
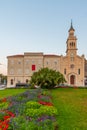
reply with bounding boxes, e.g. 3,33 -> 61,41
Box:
7,23 -> 87,87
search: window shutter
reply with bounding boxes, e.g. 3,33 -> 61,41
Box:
32,65 -> 35,71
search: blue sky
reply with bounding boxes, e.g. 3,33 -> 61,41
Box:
0,0 -> 87,74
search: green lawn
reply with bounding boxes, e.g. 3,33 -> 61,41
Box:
0,88 -> 28,98
51,88 -> 87,130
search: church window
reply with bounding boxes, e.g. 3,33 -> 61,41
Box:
64,69 -> 66,74
72,42 -> 73,46
70,43 -> 71,46
71,53 -> 74,56
78,69 -> 80,75
70,64 -> 74,69
70,53 -> 74,61
71,57 -> 74,61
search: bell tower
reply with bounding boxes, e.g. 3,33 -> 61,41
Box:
66,21 -> 77,56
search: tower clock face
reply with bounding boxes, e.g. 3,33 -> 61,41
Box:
71,53 -> 74,56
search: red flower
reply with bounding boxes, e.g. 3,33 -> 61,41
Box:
0,120 -> 9,130
0,110 -> 15,130
7,111 -> 15,117
2,98 -> 7,102
38,95 -> 42,98
0,125 -> 2,129
38,101 -> 53,106
3,124 -> 9,130
4,115 -> 10,120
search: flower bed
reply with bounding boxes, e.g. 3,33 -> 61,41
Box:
0,89 -> 58,130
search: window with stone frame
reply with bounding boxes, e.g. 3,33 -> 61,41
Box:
64,68 -> 66,74
11,79 -> 13,85
10,68 -> 14,75
78,69 -> 80,75
17,69 -> 22,74
54,61 -> 57,65
25,69 -> 29,74
70,64 -> 74,69
18,60 -> 21,65
70,53 -> 74,61
25,60 -> 29,65
10,60 -> 14,65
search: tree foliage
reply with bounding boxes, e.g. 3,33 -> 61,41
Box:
30,68 -> 66,89
0,74 -> 7,84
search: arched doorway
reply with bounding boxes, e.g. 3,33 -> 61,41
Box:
70,75 -> 75,85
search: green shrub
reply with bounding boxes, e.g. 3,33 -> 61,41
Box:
26,101 -> 41,109
25,101 -> 58,118
0,102 -> 9,110
8,116 -> 38,130
40,106 -> 58,116
25,108 -> 41,117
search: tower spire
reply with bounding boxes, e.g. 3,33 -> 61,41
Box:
71,19 -> 73,28
66,21 -> 77,55
69,20 -> 75,32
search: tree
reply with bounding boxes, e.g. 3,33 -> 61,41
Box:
30,68 -> 66,89
0,74 -> 7,84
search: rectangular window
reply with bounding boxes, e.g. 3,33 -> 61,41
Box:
11,79 -> 13,85
78,69 -> 80,75
38,60 -> 42,64
64,69 -> 66,75
26,60 -> 29,65
17,69 -> 22,74
32,65 -> 36,71
18,60 -> 21,64
71,57 -> 74,62
46,61 -> 48,65
54,61 -> 57,65
10,60 -> 14,65
10,69 -> 14,75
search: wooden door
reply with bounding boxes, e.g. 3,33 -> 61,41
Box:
70,75 -> 75,85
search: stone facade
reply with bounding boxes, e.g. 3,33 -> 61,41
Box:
7,23 -> 86,87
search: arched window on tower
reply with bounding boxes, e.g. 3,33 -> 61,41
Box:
72,42 -> 73,46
